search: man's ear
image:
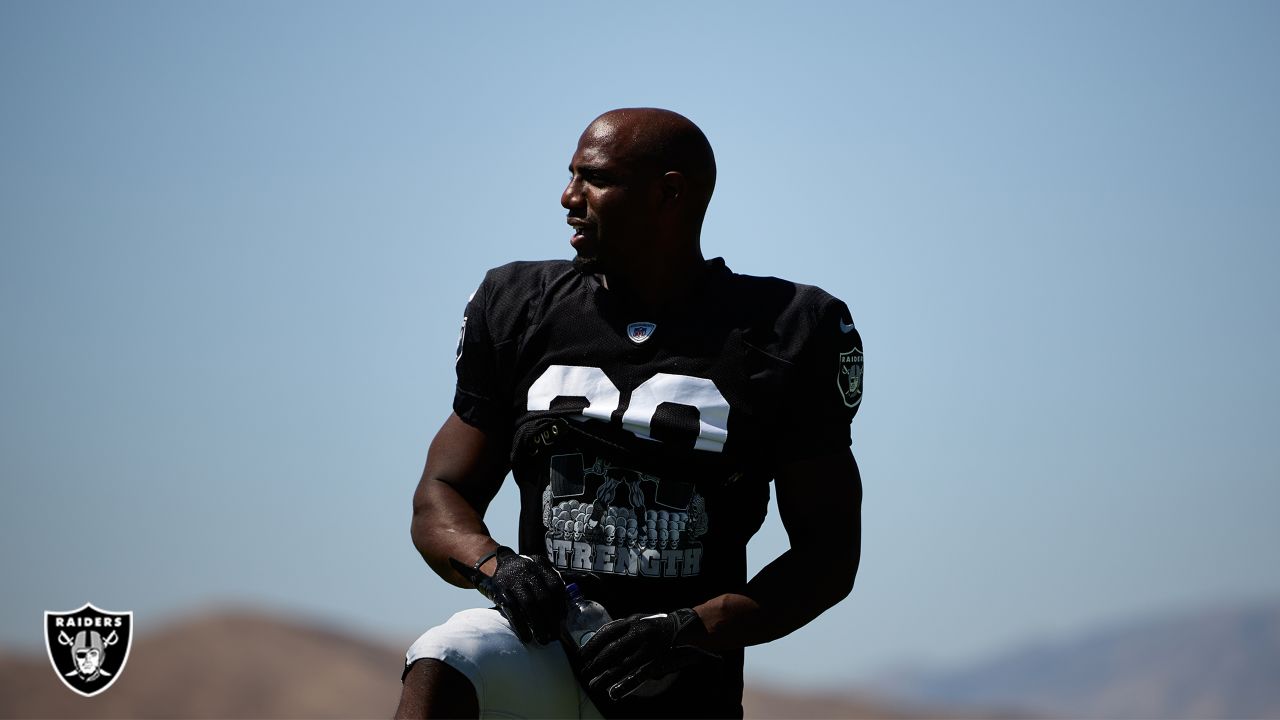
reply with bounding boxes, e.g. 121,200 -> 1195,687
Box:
661,171 -> 687,204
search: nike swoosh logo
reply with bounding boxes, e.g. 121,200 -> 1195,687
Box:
839,319 -> 856,334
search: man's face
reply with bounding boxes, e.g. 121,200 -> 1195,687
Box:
76,648 -> 101,675
561,120 -> 661,275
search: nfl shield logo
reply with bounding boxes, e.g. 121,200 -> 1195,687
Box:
838,347 -> 864,409
626,322 -> 657,344
44,602 -> 133,697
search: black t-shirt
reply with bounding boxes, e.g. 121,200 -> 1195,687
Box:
453,258 -> 862,717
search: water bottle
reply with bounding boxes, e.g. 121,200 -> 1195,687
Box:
562,582 -> 611,646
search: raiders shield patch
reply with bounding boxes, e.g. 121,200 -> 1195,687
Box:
455,315 -> 468,365
44,603 -> 133,697
838,347 -> 864,409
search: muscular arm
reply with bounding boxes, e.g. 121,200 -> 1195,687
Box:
692,448 -> 862,651
411,413 -> 511,586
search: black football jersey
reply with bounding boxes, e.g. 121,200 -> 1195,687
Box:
452,257 -> 862,717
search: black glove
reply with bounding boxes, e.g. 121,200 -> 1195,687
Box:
448,546 -> 566,644
578,608 -> 721,702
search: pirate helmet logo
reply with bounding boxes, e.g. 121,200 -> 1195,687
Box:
838,347 -> 864,409
44,603 -> 133,697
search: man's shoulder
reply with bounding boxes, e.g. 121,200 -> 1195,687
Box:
474,259 -> 578,305
481,259 -> 576,288
709,261 -> 856,365
716,261 -> 848,325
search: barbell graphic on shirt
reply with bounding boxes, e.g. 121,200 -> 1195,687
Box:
550,498 -> 693,550
544,451 -> 706,552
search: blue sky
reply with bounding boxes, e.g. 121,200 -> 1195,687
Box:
2,1 -> 1278,688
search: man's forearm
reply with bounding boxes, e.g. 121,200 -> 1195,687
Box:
693,449 -> 862,651
411,476 -> 502,588
411,413 -> 512,587
692,546 -> 857,652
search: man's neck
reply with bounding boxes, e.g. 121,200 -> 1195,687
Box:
602,248 -> 707,311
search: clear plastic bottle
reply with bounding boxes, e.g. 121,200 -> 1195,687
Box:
562,582 -> 611,646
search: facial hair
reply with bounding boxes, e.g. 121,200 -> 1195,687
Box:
572,253 -> 603,275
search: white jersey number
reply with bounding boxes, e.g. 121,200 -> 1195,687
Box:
527,365 -> 729,453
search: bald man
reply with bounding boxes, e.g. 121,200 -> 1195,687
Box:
396,109 -> 864,719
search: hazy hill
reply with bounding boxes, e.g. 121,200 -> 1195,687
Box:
12,599 -> 1273,719
0,609 -> 402,719
0,607 -> 995,719
883,599 -> 1280,718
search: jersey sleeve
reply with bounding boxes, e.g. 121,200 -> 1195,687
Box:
773,296 -> 863,463
452,272 -> 514,434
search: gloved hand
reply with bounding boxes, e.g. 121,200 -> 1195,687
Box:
448,546 -> 566,644
578,608 -> 721,702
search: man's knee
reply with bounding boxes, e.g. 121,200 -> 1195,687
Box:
400,608 -> 593,719
395,658 -> 479,720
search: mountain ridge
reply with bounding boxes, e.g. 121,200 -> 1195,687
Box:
0,607 -> 1004,719
880,597 -> 1280,718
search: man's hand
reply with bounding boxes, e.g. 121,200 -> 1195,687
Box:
578,609 -> 720,702
449,546 -> 566,645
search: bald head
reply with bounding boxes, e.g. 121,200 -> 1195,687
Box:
562,108 -> 717,283
585,108 -> 717,220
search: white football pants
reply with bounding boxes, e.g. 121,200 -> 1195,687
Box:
405,608 -> 604,719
